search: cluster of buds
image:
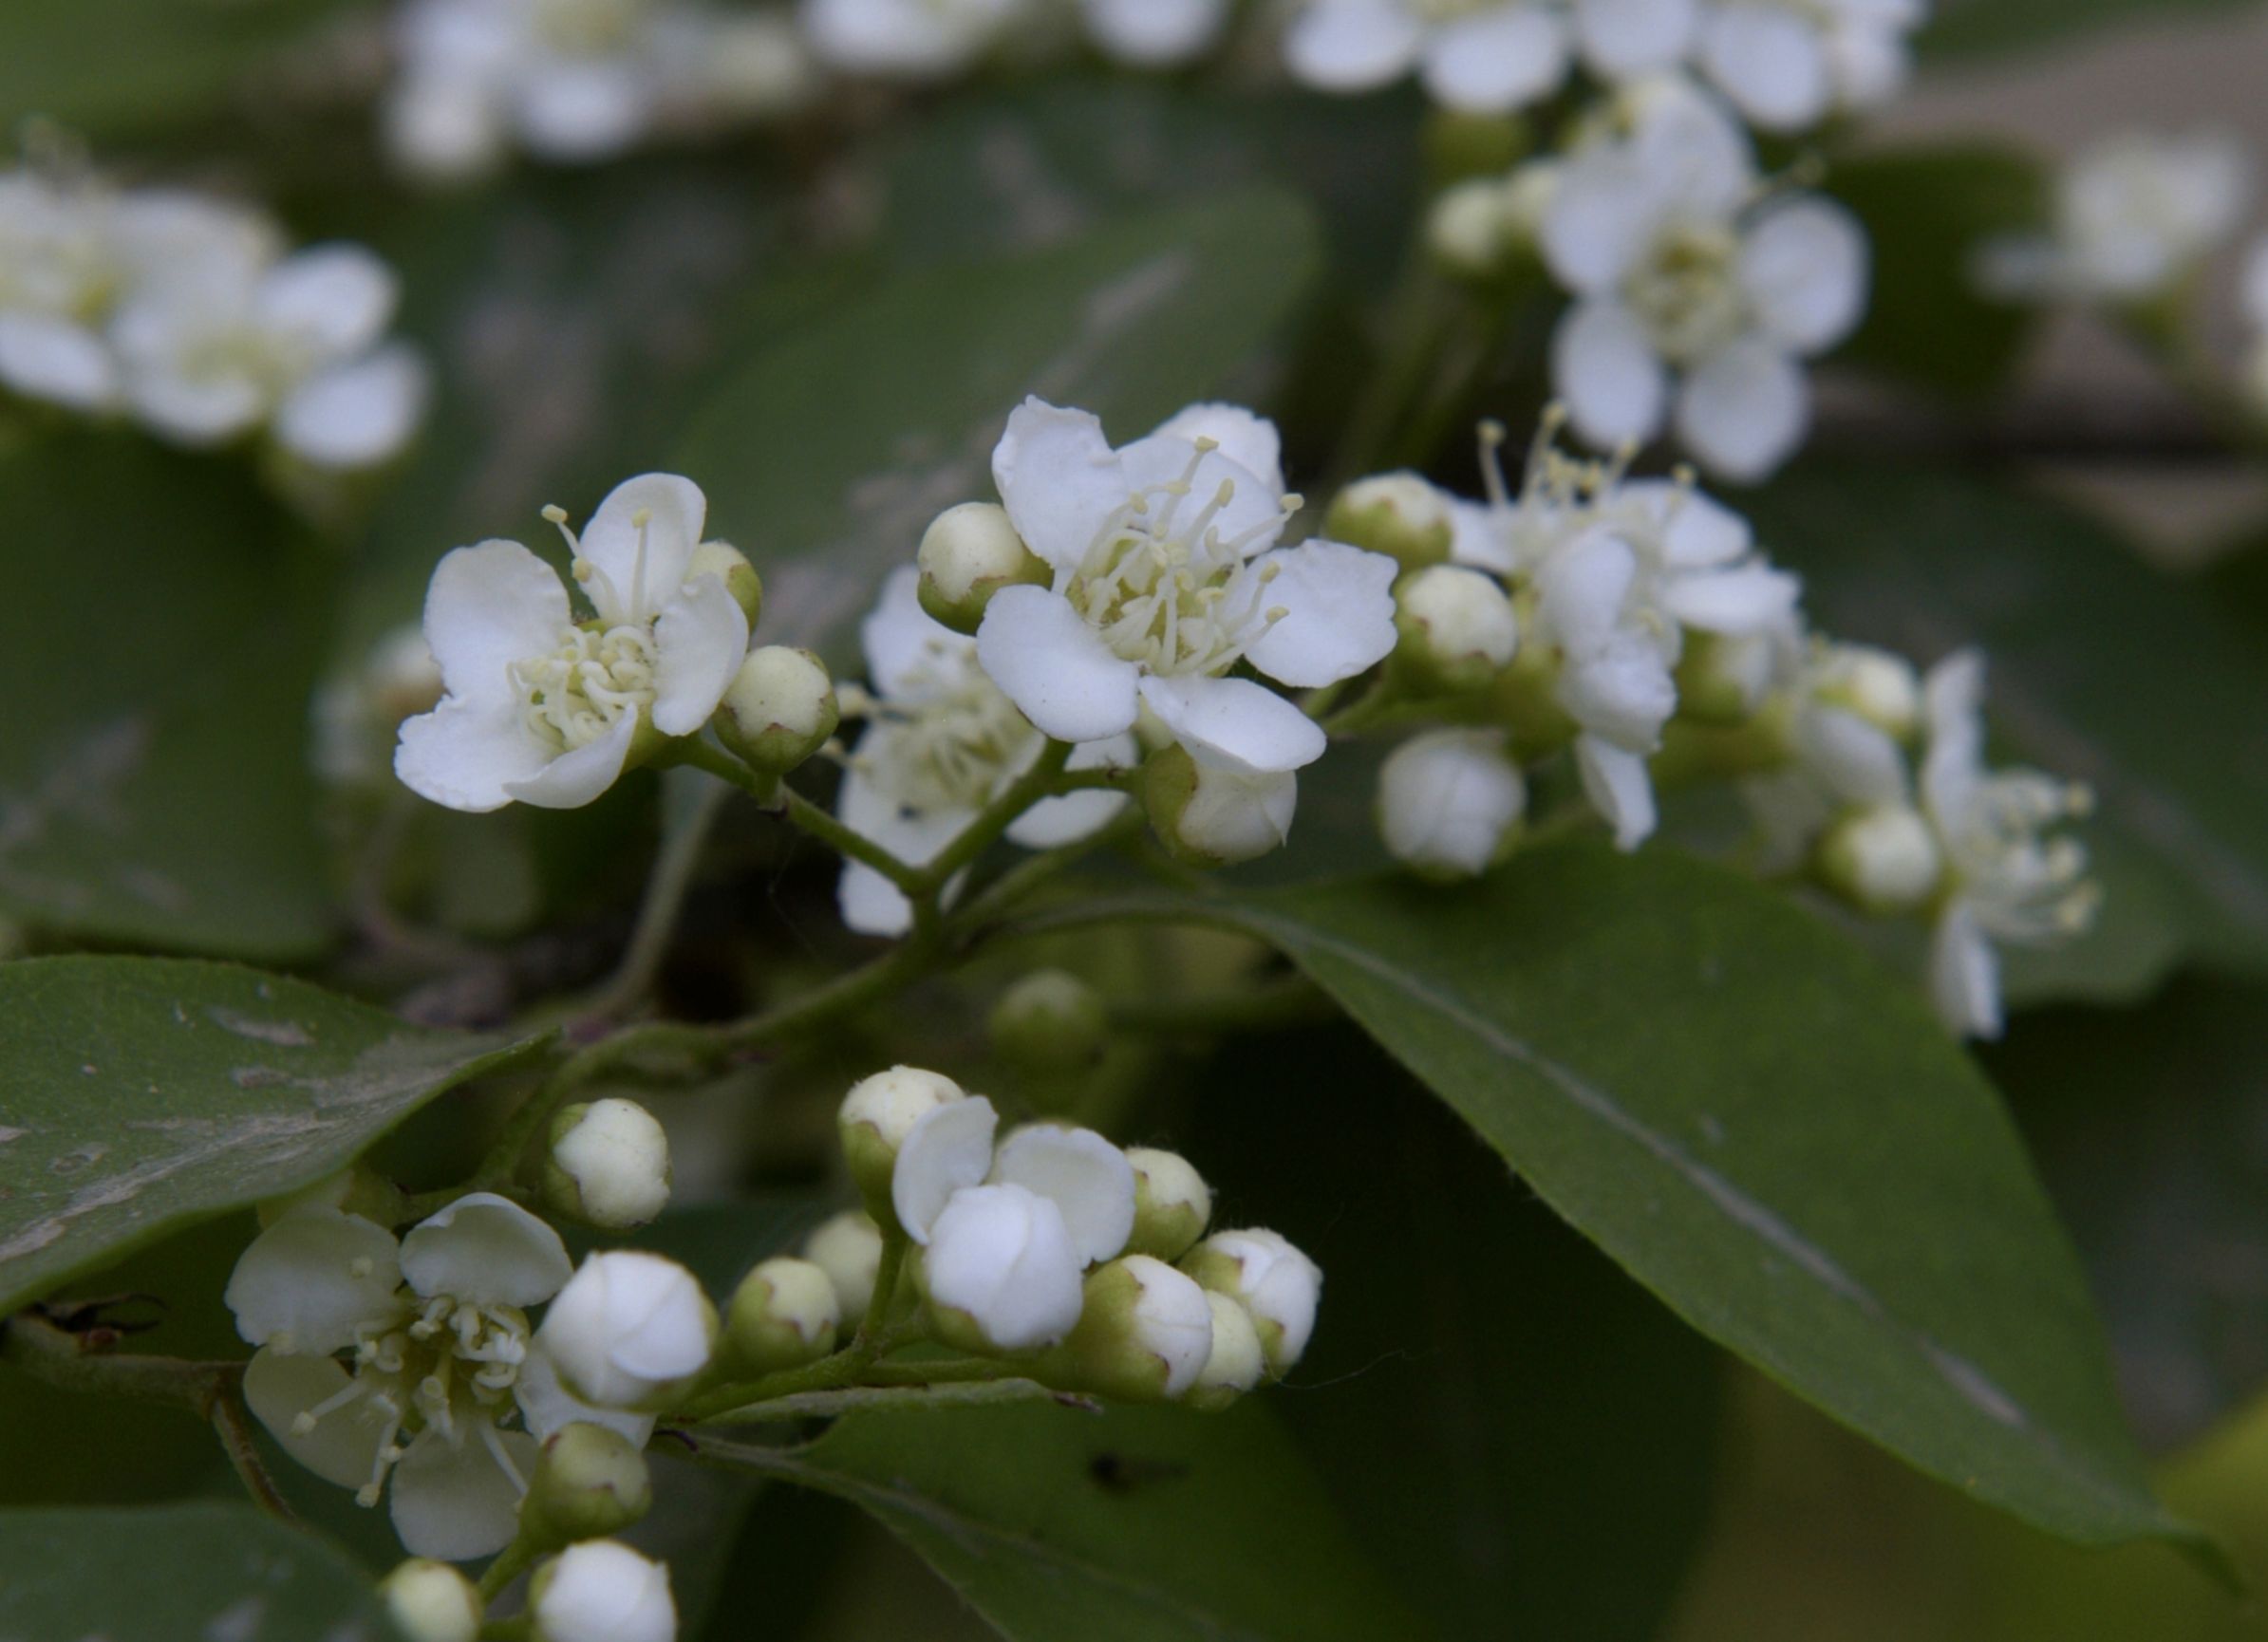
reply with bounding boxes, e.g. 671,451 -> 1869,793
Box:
837,1065 -> 1319,1405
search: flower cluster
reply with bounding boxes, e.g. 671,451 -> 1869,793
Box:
0,151 -> 426,473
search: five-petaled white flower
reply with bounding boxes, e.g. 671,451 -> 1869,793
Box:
973,398 -> 1396,806
226,1192 -> 633,1560
1696,0 -> 1922,133
835,567 -> 1134,936
1539,77 -> 1868,480
396,473 -> 751,812
1284,0 -> 1698,114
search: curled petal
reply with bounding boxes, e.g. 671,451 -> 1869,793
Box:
893,1094 -> 1000,1244
575,473 -> 706,625
990,397 -> 1127,570
1138,674 -> 1325,775
401,1191 -> 572,1308
503,711 -> 639,810
652,573 -> 751,736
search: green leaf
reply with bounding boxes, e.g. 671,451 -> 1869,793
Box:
0,430 -> 336,959
0,1501 -> 384,1641
1753,463 -> 2268,1003
673,189 -> 1321,665
0,956 -> 548,1315
1117,846 -> 2195,1554
1921,0 -> 2267,62
722,1401 -> 1415,1642
1829,144 -> 2044,400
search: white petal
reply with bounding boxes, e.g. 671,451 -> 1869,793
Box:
1419,5 -> 1569,115
273,345 -> 429,470
1930,903 -> 2002,1039
1149,402 -> 1284,494
1533,530 -> 1638,654
990,398 -> 1128,570
401,1191 -> 572,1307
975,585 -> 1142,743
1576,733 -> 1658,849
1082,0 -> 1227,64
0,314 -> 116,409
242,1349 -> 386,1489
1116,436 -> 1288,558
1378,729 -> 1526,876
1619,479 -> 1753,568
837,743 -> 975,869
254,244 -> 399,361
1664,563 -> 1802,636
1138,674 -> 1325,774
512,57 -> 657,160
396,693 -> 553,813
225,1208 -> 403,1355
1552,301 -> 1668,451
1828,20 -> 1908,109
990,1125 -> 1137,1266
126,365 -> 268,446
1574,0 -> 1696,76
838,860 -> 915,938
1701,4 -> 1830,132
1448,496 -> 1514,574
422,539 -> 571,703
1283,0 -> 1424,91
1004,736 -> 1136,848
1541,156 -> 1660,293
652,575 -> 750,736
1741,198 -> 1870,354
1795,706 -> 1909,808
1676,338 -> 1808,482
1558,630 -> 1677,749
384,72 -> 508,181
1178,760 -> 1300,860
390,1424 -> 537,1561
863,565 -> 971,701
575,473 -> 707,626
923,1183 -> 1085,1352
515,1346 -> 657,1446
1244,541 -> 1400,688
502,710 -> 639,809
893,1094 -> 1000,1243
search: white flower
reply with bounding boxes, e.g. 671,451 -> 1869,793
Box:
0,168 -> 125,410
1284,0 -> 1698,114
1976,131 -> 2251,306
798,0 -> 1024,78
1539,78 -> 1868,479
225,1193 -> 580,1559
922,1182 -> 1086,1353
536,1250 -> 718,1410
1181,1228 -> 1321,1377
1378,727 -> 1527,877
1917,651 -> 2097,1039
532,1539 -> 677,1642
835,567 -> 1133,937
975,398 -> 1394,782
313,624 -> 446,788
990,1123 -> 1137,1266
396,474 -> 751,812
1081,0 -> 1228,65
1696,0 -> 1924,133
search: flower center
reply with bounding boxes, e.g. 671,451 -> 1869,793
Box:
1623,218 -> 1748,364
513,624 -> 659,754
1064,438 -> 1292,678
855,655 -> 1036,816
1938,773 -> 2098,942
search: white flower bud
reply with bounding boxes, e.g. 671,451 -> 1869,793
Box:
525,1423 -> 653,1546
380,1558 -> 482,1642
687,540 -> 763,626
544,1099 -> 672,1230
1394,566 -> 1520,694
838,1065 -> 968,1222
1183,1291 -> 1265,1411
1818,804 -> 1944,916
1812,643 -> 1921,743
725,1256 -> 840,1371
989,1124 -> 1137,1266
1123,1148 -> 1212,1262
1144,745 -> 1298,868
536,1253 -> 717,1412
987,969 -> 1109,1074
891,1093 -> 1000,1243
801,1210 -> 884,1319
920,1183 -> 1084,1354
1181,1229 -> 1321,1378
531,1539 -> 677,1642
1324,473 -> 1454,569
718,645 -> 838,774
1060,1256 -> 1215,1402
1428,177 -> 1516,278
917,501 -> 1049,634
1378,729 -> 1526,879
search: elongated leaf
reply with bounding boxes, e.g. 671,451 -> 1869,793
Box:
0,1501 -> 383,1641
1092,846 -> 2194,1554
1753,464 -> 2268,1005
0,431 -> 336,959
707,1402 -> 1414,1642
672,190 -> 1321,666
0,956 -> 547,1315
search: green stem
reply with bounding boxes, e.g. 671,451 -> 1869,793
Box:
478,1539 -> 541,1602
212,1389 -> 294,1521
947,806 -> 1145,936
910,739 -> 1075,895
854,1232 -> 909,1353
570,771 -> 727,1021
690,1377 -> 1084,1426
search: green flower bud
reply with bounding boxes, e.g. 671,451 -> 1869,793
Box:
726,1255 -> 841,1372
1394,565 -> 1520,695
718,645 -> 838,775
1324,473 -> 1454,569
1059,1255 -> 1214,1403
542,1097 -> 671,1230
380,1558 -> 482,1642
689,540 -> 764,627
524,1423 -> 654,1546
1182,1291 -> 1264,1412
917,501 -> 1050,634
1122,1147 -> 1211,1261
1817,804 -> 1943,916
1811,643 -> 1921,743
988,969 -> 1109,1075
838,1065 -> 968,1228
1143,744 -> 1295,868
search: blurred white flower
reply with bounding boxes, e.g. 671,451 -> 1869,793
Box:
395,474 -> 751,812
1976,131 -> 2251,306
1378,727 -> 1526,877
799,0 -> 1024,78
834,568 -> 1134,937
1284,0 -> 1698,114
533,1539 -> 678,1642
2242,235 -> 2268,419
1696,0 -> 1923,132
1537,79 -> 1868,479
1080,0 -> 1228,65
313,624 -> 445,789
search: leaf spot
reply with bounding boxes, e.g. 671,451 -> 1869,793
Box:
207,1007 -> 316,1048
